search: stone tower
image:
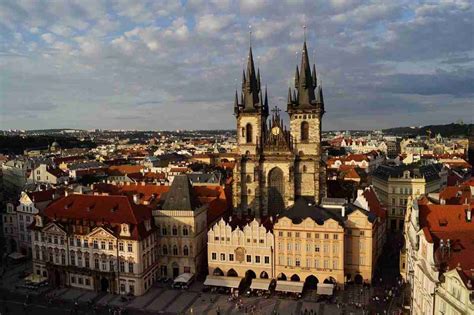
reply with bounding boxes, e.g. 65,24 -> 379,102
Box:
233,47 -> 269,216
233,40 -> 325,217
287,41 -> 325,200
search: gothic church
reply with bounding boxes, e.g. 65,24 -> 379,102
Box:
232,41 -> 326,217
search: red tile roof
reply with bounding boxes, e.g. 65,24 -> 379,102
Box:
108,165 -> 144,175
43,194 -> 153,240
362,186 -> 387,219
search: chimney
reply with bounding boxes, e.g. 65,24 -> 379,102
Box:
341,205 -> 346,217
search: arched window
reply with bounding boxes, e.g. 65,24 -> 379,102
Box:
162,245 -> 168,255
182,226 -> 188,236
268,167 -> 285,215
246,123 -> 253,143
173,245 -> 178,256
172,226 -> 178,236
183,245 -> 189,256
301,121 -> 309,141
241,127 -> 245,137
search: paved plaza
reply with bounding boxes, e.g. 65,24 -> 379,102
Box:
0,259 -> 406,315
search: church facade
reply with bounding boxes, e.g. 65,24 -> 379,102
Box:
232,41 -> 326,217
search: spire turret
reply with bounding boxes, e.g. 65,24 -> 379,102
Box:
234,90 -> 239,115
312,64 -> 317,87
241,47 -> 261,111
294,66 -> 299,87
287,87 -> 292,104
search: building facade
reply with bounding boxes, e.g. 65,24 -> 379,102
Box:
372,164 -> 446,231
232,41 -> 325,217
434,268 -> 474,315
30,194 -> 159,296
153,175 -> 208,278
208,217 -> 274,279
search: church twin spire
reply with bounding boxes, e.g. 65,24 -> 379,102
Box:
287,41 -> 325,115
234,47 -> 267,116
234,40 -> 324,117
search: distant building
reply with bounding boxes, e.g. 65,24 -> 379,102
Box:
28,164 -> 69,185
372,164 -> 446,231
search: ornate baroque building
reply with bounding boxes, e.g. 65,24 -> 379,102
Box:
232,41 -> 326,217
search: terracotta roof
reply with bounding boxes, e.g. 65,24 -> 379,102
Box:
27,188 -> 64,203
108,165 -> 144,175
346,154 -> 369,162
362,186 -> 387,219
439,185 -> 471,205
43,194 -> 153,240
419,203 -> 473,231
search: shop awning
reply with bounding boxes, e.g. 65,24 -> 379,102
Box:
275,280 -> 304,293
174,273 -> 194,284
317,283 -> 334,295
203,275 -> 243,288
250,278 -> 272,291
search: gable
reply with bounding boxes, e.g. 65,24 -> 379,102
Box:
87,226 -> 117,239
42,222 -> 67,235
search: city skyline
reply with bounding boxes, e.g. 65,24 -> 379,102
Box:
1,0 -> 473,131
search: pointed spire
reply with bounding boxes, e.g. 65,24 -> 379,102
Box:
312,64 -> 317,88
287,87 -> 292,104
242,70 -> 246,88
234,90 -> 239,115
292,41 -> 316,108
241,46 -> 260,111
294,66 -> 299,87
293,89 -> 297,102
257,68 -> 261,90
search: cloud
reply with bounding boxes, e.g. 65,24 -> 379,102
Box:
0,0 -> 472,130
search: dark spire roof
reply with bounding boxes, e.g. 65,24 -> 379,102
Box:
162,175 -> 199,211
287,87 -> 292,104
241,47 -> 261,112
263,86 -> 269,116
234,90 -> 239,115
297,41 -> 316,106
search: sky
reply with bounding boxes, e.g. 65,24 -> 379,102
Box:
0,0 -> 473,131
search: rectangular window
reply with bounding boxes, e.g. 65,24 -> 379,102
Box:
78,277 -> 83,285
324,260 -> 329,269
119,261 -> 125,272
93,240 -> 98,249
94,259 -> 99,269
315,233 -> 319,239
211,252 -> 217,261
333,244 -> 339,255
278,231 -> 283,237
315,246 -> 320,252
324,234 -> 329,239
71,276 -> 76,284
101,261 -> 107,271
264,256 -> 270,264
306,244 -> 311,252
295,232 -> 300,237
108,242 -> 113,250
229,254 -> 234,261
83,239 -> 88,248
333,260 -> 338,269
360,231 -> 365,236
77,254 -> 82,267
295,243 -> 300,252
324,244 -> 329,253
119,242 -> 124,251
333,234 -> 338,240
306,233 -> 311,238
70,253 -> 75,266
246,255 -> 251,263
85,258 -> 89,268
220,253 -> 225,261
315,259 -> 319,268
287,232 -> 292,237
255,256 -> 260,263
287,243 -> 292,251
101,241 -> 106,250
76,238 -> 81,247
287,257 -> 292,266
295,258 -> 300,267
85,279 -> 90,286
128,262 -> 134,273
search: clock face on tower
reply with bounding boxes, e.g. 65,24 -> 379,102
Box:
271,127 -> 281,136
